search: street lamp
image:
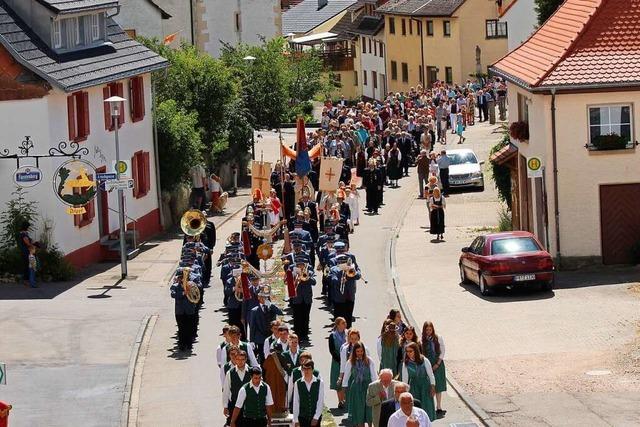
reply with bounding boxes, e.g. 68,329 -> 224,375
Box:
243,55 -> 256,160
104,95 -> 128,279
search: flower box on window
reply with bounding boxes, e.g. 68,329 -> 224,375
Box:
586,133 -> 636,151
509,120 -> 529,141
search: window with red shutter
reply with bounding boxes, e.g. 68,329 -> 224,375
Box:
142,151 -> 150,195
103,86 -> 112,130
67,91 -> 90,142
67,95 -> 77,141
131,152 -> 139,198
131,150 -> 150,198
104,83 -> 124,131
130,76 -> 145,122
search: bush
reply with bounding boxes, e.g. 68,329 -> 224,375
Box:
0,246 -> 74,282
0,188 -> 38,250
498,205 -> 513,232
489,128 -> 513,210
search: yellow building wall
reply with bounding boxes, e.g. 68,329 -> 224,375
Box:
385,15 -> 423,93
421,17 -> 463,84
352,36 -> 363,99
327,70 -> 359,100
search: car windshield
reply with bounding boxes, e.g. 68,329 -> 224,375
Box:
448,152 -> 478,165
491,237 -> 540,255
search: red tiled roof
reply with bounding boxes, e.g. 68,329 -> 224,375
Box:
491,0 -> 640,88
490,143 -> 518,165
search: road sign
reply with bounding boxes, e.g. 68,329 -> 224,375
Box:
0,363 -> 6,385
96,172 -> 117,181
527,156 -> 543,178
105,179 -> 134,190
13,166 -> 42,188
111,160 -> 131,178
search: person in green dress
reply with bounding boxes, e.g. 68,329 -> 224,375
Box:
328,317 -> 347,407
400,342 -> 436,422
422,321 -> 447,419
377,320 -> 400,376
341,342 -> 377,426
396,326 -> 421,376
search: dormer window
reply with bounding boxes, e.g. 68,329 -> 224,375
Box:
50,13 -> 105,53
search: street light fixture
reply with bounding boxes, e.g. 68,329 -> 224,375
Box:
104,95 -> 128,279
243,55 -> 257,160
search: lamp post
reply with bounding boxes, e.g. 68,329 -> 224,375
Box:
105,95 -> 128,279
243,55 -> 256,160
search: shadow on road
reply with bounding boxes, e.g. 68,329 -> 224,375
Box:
458,281 -> 556,302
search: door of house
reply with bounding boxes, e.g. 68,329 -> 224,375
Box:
95,166 -> 110,238
427,67 -> 438,88
600,183 -> 640,264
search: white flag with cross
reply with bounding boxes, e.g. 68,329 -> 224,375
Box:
251,161 -> 272,197
319,157 -> 343,192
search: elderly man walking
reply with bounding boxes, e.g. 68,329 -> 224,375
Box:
379,382 -> 422,427
388,392 -> 432,427
366,369 -> 400,427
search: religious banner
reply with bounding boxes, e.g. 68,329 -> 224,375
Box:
319,157 -> 343,192
251,160 -> 272,197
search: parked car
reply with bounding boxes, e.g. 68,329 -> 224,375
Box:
446,149 -> 484,191
459,231 -> 554,295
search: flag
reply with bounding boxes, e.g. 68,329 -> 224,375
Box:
295,116 -> 312,177
163,31 -> 180,45
251,161 -> 272,197
319,157 -> 343,192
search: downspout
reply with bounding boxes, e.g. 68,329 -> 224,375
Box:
189,0 -> 195,45
550,88 -> 561,267
151,72 -> 165,229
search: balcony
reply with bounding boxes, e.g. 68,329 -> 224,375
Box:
319,47 -> 355,72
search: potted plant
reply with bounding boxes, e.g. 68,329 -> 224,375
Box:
591,133 -> 629,150
509,121 -> 529,141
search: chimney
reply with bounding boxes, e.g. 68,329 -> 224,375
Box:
318,0 -> 328,10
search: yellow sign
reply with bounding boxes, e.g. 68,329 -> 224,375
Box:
66,206 -> 87,215
527,157 -> 543,178
115,160 -> 128,174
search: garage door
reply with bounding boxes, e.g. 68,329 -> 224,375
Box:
600,183 -> 640,265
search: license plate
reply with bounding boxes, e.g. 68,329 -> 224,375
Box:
450,179 -> 463,185
514,274 -> 535,281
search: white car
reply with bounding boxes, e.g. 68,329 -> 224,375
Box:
446,149 -> 484,191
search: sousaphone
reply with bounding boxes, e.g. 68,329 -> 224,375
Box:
181,209 -> 207,236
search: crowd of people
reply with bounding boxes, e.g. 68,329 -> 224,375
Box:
171,78 -> 506,426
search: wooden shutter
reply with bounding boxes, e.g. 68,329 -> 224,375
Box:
137,77 -> 145,121
67,95 -> 77,141
130,77 -> 145,122
131,153 -> 139,198
85,174 -> 95,221
103,86 -> 112,130
81,91 -> 90,138
142,151 -> 150,195
116,82 -> 125,125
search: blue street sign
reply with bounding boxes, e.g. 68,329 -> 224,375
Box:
97,172 -> 117,181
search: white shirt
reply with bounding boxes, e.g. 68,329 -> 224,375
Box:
210,178 -> 222,192
189,165 -> 206,188
341,356 -> 377,387
388,407 -> 432,427
287,369 -> 323,404
234,381 -> 274,408
263,335 -> 277,360
292,377 -> 324,422
339,342 -> 369,374
401,361 -> 436,386
220,341 -> 259,368
222,365 -> 249,405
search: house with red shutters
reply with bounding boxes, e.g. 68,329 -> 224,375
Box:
0,0 -> 168,269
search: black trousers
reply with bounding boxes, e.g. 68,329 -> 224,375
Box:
227,307 -> 245,339
292,302 -> 312,339
175,313 -> 197,347
334,301 -> 355,328
239,417 -> 267,427
440,168 -> 450,194
253,343 -> 265,365
298,415 -> 322,427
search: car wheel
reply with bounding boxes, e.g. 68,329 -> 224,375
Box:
541,280 -> 554,292
459,264 -> 469,284
479,273 -> 491,296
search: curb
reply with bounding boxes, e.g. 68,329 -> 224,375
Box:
121,202 -> 248,426
387,191 -> 497,427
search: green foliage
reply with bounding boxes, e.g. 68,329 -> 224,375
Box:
0,188 -> 38,249
36,246 -> 76,281
535,0 -> 564,25
156,100 -> 204,191
489,127 -> 513,210
498,205 -> 513,232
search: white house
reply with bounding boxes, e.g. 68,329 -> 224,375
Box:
499,0 -> 537,50
353,1 -> 386,100
113,0 -> 172,40
200,0 -> 283,57
0,0 -> 168,269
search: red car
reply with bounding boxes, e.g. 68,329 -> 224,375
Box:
459,231 -> 555,295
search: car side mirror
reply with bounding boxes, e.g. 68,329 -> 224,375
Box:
479,160 -> 485,166
461,247 -> 471,253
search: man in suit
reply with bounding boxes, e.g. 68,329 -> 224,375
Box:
289,258 -> 315,341
366,369 -> 400,427
379,382 -> 422,427
248,288 -> 283,364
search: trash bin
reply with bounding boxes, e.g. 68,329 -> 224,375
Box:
0,401 -> 12,427
488,99 -> 496,124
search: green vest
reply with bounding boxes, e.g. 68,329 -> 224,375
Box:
282,350 -> 301,374
291,367 -> 320,385
242,382 -> 268,419
224,362 -> 234,375
225,341 -> 249,362
230,368 -> 250,405
296,379 -> 320,419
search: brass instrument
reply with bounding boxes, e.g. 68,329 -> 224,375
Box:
181,209 -> 207,236
234,274 -> 244,302
297,264 -> 310,282
345,258 -> 357,278
181,267 -> 201,304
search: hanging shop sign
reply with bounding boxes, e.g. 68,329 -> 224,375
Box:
13,165 -> 43,188
53,159 -> 98,215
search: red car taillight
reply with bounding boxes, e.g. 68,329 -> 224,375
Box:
486,262 -> 511,274
537,257 -> 554,271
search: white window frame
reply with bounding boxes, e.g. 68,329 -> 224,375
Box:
52,19 -> 62,48
91,14 -> 100,41
587,103 -> 634,146
67,17 -> 80,46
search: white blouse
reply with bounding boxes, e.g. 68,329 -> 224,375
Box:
341,356 -> 377,387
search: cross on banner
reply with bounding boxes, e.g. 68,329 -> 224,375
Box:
319,157 -> 343,192
325,168 -> 335,182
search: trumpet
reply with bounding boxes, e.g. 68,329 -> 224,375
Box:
341,258 -> 357,278
297,264 -> 310,282
181,267 -> 201,304
234,275 -> 244,302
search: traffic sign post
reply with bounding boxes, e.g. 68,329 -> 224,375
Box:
96,172 -> 117,182
527,156 -> 543,178
105,179 -> 134,190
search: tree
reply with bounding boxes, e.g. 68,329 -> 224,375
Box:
535,0 -> 564,25
155,100 -> 204,191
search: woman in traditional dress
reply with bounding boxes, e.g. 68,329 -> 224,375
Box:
268,188 -> 281,226
347,183 -> 360,226
422,321 -> 447,418
328,317 -> 347,407
428,187 -> 446,240
377,320 -> 400,377
401,342 -> 436,422
386,142 -> 402,187
396,325 -> 421,374
342,342 -> 377,426
387,308 -> 407,336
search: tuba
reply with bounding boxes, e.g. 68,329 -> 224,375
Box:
298,264 -> 310,282
345,258 -> 357,278
181,209 -> 207,237
181,267 -> 201,304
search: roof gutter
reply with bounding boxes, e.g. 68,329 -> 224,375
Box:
550,88 -> 562,267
